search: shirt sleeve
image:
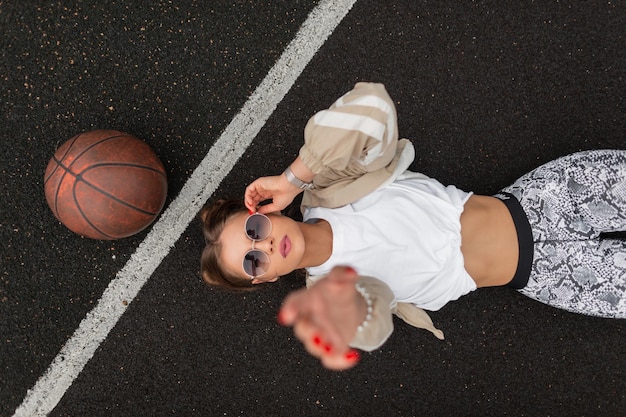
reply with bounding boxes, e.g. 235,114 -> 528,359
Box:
347,277 -> 446,351
347,275 -> 396,351
299,82 -> 399,176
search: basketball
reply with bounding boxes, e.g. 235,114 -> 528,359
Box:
44,130 -> 168,240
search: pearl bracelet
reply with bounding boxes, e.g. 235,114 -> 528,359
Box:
355,284 -> 373,333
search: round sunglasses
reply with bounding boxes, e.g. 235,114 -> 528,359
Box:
243,213 -> 272,279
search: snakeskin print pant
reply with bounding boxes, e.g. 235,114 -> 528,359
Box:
501,149 -> 626,318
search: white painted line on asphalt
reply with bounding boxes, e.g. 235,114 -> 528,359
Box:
12,0 -> 357,415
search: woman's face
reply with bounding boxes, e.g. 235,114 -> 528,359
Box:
218,212 -> 306,283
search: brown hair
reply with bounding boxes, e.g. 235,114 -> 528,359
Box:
199,199 -> 255,291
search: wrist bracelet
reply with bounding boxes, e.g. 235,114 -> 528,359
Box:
355,284 -> 373,333
283,166 -> 314,190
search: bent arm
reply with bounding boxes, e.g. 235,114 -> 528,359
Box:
244,156 -> 313,214
245,82 -> 401,213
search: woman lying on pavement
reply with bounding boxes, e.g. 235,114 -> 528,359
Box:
200,82 -> 626,369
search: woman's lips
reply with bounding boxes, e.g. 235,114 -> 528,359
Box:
280,235 -> 291,258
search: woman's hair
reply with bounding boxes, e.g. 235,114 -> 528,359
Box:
199,194 -> 304,291
199,199 -> 255,291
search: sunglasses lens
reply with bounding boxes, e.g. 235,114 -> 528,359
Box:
245,214 -> 271,240
243,250 -> 270,278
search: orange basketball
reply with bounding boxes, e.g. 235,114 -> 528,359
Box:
44,130 -> 168,240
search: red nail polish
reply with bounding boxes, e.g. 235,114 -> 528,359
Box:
277,311 -> 286,325
312,335 -> 322,346
248,209 -> 255,215
324,344 -> 333,354
345,266 -> 357,275
345,350 -> 360,362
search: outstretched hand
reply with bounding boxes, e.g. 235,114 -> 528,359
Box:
278,266 -> 366,370
244,174 -> 301,214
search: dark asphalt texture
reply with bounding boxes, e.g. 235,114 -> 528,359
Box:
1,1 -> 625,416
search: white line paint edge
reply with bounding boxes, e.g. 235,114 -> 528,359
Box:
13,1 -> 357,415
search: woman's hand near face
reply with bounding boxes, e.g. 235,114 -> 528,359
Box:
245,157 -> 314,214
244,174 -> 301,214
278,266 -> 366,370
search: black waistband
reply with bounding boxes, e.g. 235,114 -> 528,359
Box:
493,192 -> 534,289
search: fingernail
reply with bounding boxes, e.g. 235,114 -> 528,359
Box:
277,311 -> 286,325
345,266 -> 357,275
312,334 -> 322,346
345,350 -> 360,362
248,209 -> 255,215
323,344 -> 333,354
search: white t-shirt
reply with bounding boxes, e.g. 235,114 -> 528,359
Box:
304,173 -> 477,311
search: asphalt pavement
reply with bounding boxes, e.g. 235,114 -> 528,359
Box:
1,1 -> 625,416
